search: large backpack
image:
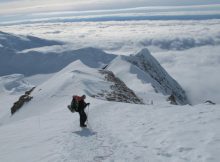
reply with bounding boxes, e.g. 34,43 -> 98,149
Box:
67,96 -> 80,113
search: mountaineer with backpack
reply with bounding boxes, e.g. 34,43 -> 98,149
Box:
68,95 -> 90,127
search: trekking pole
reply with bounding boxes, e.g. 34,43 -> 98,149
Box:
87,105 -> 89,125
86,104 -> 92,129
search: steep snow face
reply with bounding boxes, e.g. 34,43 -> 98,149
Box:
107,48 -> 189,105
107,55 -> 166,105
0,31 -> 61,51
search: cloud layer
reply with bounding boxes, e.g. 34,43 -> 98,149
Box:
1,19 -> 220,104
2,19 -> 219,53
154,46 -> 220,104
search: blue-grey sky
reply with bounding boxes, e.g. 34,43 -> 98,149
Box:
0,0 -> 220,15
1,0 -> 220,24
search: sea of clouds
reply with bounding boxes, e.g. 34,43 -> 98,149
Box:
154,46 -> 220,104
1,14 -> 220,104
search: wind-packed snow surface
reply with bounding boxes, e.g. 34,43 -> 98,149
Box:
0,60 -> 219,162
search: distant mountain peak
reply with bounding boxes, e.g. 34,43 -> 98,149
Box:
107,48 -> 189,105
136,48 -> 151,56
0,30 -> 62,51
0,31 -> 117,76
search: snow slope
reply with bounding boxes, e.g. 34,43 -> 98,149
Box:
107,48 -> 189,105
0,60 -> 219,162
0,60 -> 139,123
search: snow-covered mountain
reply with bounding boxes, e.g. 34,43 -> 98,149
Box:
0,31 -> 219,162
0,60 -> 143,123
0,47 -> 116,76
0,58 -> 219,162
0,30 -> 190,107
0,31 -> 116,76
0,31 -> 62,51
0,31 -> 188,105
107,48 -> 189,105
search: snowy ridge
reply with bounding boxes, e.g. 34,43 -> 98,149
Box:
1,47 -> 115,76
0,31 -> 116,76
96,70 -> 144,104
107,48 -> 189,105
1,60 -> 142,123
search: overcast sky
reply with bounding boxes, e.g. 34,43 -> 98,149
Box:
0,0 -> 220,16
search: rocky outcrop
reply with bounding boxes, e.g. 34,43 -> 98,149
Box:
204,100 -> 216,105
91,70 -> 144,104
11,87 -> 35,115
167,94 -> 178,105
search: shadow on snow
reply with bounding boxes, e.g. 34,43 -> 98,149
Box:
73,128 -> 97,137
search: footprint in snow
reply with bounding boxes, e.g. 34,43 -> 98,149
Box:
178,147 -> 194,152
